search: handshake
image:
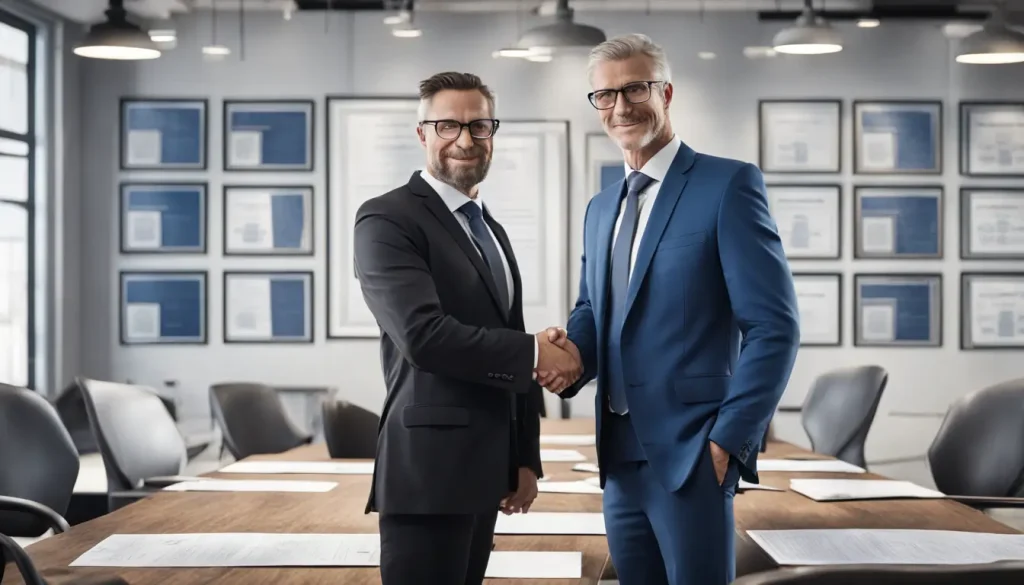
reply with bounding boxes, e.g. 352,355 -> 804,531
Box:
533,327 -> 582,394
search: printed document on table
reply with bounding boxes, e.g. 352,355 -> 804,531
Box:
163,479 -> 337,493
219,461 -> 374,475
485,552 -> 582,579
538,481 -> 603,494
789,479 -> 944,501
573,462 -> 600,473
540,449 -> 587,462
757,459 -> 866,473
539,434 -> 596,446
747,528 -> 1024,566
738,480 -> 785,492
70,533 -> 381,567
494,512 -> 605,535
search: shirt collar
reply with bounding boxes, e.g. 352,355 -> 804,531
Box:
623,134 -> 682,184
420,169 -> 484,214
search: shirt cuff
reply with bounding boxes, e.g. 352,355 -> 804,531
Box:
532,337 -> 539,379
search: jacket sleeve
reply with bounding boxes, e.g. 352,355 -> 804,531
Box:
559,198 -> 600,400
708,163 -> 800,477
353,205 -> 535,393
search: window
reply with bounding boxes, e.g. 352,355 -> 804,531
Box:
0,9 -> 34,388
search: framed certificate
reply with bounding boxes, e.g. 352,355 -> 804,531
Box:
961,272 -> 1024,350
766,184 -> 841,259
959,101 -> 1024,177
223,271 -> 314,344
854,100 -> 942,174
223,100 -> 315,171
119,271 -> 207,345
854,273 -> 942,347
960,187 -> 1024,259
120,98 -> 207,170
223,185 -> 314,256
758,100 -> 841,173
854,186 -> 943,259
119,182 -> 207,254
793,273 -> 842,346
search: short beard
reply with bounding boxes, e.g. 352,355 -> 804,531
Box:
431,152 -> 491,194
614,114 -> 664,151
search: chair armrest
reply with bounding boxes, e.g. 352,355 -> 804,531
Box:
142,475 -> 207,488
0,533 -> 46,585
0,495 -> 70,534
947,495 -> 1024,509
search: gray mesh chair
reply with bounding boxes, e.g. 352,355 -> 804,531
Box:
209,382 -> 313,460
790,365 -> 888,468
732,562 -> 1024,584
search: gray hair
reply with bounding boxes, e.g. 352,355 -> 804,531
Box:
587,33 -> 672,84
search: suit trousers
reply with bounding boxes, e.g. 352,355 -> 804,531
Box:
378,510 -> 499,585
602,443 -> 740,585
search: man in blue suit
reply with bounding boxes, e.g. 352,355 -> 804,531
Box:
537,34 -> 800,585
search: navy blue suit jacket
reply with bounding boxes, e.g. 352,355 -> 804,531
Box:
561,141 -> 800,490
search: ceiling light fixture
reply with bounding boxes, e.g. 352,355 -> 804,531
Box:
516,0 -> 605,53
956,6 -> 1024,64
772,0 -> 843,55
857,18 -> 881,28
73,0 -> 161,60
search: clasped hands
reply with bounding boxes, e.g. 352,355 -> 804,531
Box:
533,327 -> 581,393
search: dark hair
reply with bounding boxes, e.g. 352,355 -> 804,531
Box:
417,72 -> 495,119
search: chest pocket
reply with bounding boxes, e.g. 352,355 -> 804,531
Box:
657,230 -> 706,252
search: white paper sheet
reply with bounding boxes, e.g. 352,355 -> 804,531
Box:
789,479 -> 944,501
163,479 -> 337,493
747,528 -> 1024,566
538,481 -> 603,494
494,512 -> 605,535
540,449 -> 587,462
539,434 -> 596,446
573,462 -> 600,473
738,480 -> 785,492
219,461 -> 374,475
70,533 -> 381,567
485,551 -> 582,579
757,459 -> 866,473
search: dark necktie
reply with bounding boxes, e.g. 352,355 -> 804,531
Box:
607,170 -> 655,413
458,201 -> 510,314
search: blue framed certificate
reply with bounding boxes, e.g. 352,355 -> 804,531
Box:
960,188 -> 1024,259
223,271 -> 313,343
119,182 -> 207,254
854,101 -> 942,174
120,98 -> 207,170
959,102 -> 1024,177
585,132 -> 623,195
120,271 -> 207,345
223,100 -> 314,171
223,185 -> 314,255
855,186 -> 943,259
961,272 -> 1024,350
854,273 -> 942,347
793,273 -> 843,346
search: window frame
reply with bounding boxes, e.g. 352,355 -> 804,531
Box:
0,7 -> 37,389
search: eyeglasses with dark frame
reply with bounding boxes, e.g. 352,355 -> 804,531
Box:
588,81 -> 666,110
420,119 -> 500,140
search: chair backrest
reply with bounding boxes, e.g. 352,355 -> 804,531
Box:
322,400 -> 380,459
0,384 -> 79,537
801,365 -> 888,468
927,378 -> 1024,497
75,378 -> 186,491
732,562 -> 1024,584
209,382 -> 310,459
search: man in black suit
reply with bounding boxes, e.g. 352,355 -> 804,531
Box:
353,72 -> 582,585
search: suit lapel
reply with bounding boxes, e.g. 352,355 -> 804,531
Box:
624,144 -> 697,319
411,173 -> 508,321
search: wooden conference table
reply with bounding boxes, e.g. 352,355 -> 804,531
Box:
4,418 -> 1018,585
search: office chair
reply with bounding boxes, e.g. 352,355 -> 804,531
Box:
75,378 -> 194,511
731,562 -> 1024,584
786,365 -> 888,468
209,382 -> 313,460
322,400 -> 380,459
0,384 -> 78,543
926,378 -> 1024,522
1,532 -> 129,585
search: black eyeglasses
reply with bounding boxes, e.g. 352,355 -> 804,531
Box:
420,119 -> 500,140
588,81 -> 666,110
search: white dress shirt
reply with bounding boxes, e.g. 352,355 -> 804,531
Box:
420,170 -> 539,368
612,135 -> 684,279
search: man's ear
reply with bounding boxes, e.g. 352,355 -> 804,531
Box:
663,82 -> 674,109
416,125 -> 427,147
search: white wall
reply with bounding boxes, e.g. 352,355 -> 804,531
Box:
73,9 -> 1024,483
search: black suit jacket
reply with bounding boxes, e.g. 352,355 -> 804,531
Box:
353,171 -> 545,515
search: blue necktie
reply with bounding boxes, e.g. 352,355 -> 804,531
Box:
458,202 -> 510,314
607,170 -> 655,414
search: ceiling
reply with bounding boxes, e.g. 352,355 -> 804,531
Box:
28,0 -> 1017,24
